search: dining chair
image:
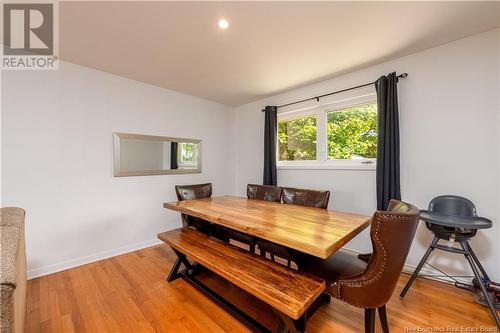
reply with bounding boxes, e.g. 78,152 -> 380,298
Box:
246,184 -> 282,202
257,187 -> 331,266
227,184 -> 282,253
282,187 -> 330,209
175,183 -> 224,239
300,200 -> 420,333
357,200 -> 417,263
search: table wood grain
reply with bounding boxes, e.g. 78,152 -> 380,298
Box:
163,196 -> 371,259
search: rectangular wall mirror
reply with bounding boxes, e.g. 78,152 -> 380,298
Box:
113,133 -> 202,177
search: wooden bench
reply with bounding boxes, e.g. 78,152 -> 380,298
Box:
158,227 -> 326,333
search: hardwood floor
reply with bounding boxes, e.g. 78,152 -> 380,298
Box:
26,244 -> 499,332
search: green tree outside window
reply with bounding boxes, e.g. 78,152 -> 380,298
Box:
278,115 -> 317,160
327,104 -> 377,160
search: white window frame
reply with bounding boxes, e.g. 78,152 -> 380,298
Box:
277,89 -> 377,170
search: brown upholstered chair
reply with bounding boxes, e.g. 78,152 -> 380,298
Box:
227,184 -> 282,253
282,187 -> 330,209
246,184 -> 282,202
357,201 -> 417,263
257,187 -> 331,266
301,200 -> 419,333
175,183 -> 220,237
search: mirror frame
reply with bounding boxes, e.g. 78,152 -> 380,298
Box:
113,132 -> 202,177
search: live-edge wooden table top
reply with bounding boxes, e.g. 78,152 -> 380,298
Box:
163,196 -> 371,259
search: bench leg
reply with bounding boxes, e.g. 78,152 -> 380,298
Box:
167,250 -> 194,282
181,271 -> 271,333
273,310 -> 305,333
303,292 -> 330,322
167,256 -> 183,282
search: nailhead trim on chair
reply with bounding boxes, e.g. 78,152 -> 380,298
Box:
335,213 -> 414,308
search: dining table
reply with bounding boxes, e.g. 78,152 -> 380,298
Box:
162,195 -> 372,332
163,195 -> 372,259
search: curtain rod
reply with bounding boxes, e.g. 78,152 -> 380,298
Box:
262,73 -> 408,111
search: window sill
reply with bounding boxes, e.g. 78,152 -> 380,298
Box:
277,163 -> 376,171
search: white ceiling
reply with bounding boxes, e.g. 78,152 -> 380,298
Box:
60,1 -> 500,106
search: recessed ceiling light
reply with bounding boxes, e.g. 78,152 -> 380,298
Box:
218,19 -> 229,30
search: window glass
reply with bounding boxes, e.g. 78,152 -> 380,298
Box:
278,115 -> 317,161
327,103 -> 377,160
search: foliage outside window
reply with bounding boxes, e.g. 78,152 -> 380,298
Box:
277,97 -> 377,167
179,143 -> 196,165
327,103 -> 377,160
278,115 -> 317,161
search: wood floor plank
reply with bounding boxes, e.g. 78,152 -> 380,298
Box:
26,244 -> 499,332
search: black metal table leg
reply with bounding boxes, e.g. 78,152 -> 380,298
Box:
400,236 -> 438,298
180,269 -> 272,333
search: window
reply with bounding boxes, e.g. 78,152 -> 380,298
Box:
278,114 -> 317,161
178,143 -> 198,167
327,103 -> 377,160
277,93 -> 377,169
181,143 -> 194,162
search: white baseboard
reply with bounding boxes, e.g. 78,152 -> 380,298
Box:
27,238 -> 163,279
339,247 -> 470,286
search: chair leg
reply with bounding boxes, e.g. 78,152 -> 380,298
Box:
460,242 -> 500,328
378,305 -> 389,333
365,308 -> 376,333
400,236 -> 438,298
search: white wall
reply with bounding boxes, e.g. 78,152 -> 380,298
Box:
1,61 -> 235,278
234,29 -> 500,280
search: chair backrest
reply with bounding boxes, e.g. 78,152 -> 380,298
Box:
357,200 -> 419,307
428,195 -> 477,217
174,183 -> 213,229
175,183 -> 212,201
247,184 -> 282,203
282,187 -> 330,209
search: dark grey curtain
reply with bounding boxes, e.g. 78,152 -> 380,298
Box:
375,72 -> 401,210
170,142 -> 178,169
263,106 -> 277,185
